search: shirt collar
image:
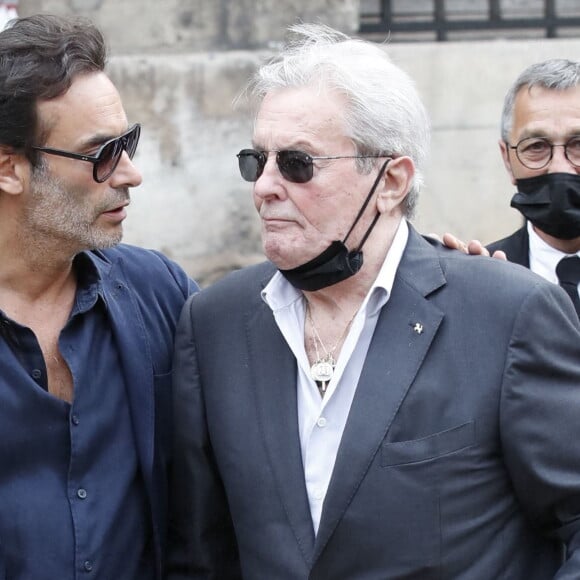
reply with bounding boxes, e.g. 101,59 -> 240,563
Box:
527,221 -> 580,284
262,219 -> 409,316
72,252 -> 105,314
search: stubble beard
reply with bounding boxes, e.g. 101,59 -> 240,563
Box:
24,162 -> 128,256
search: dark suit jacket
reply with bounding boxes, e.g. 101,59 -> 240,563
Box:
487,225 -> 529,267
85,245 -> 196,578
167,226 -> 580,579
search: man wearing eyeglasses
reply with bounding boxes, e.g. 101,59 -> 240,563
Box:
168,24 -> 580,580
487,59 -> 580,317
0,14 -> 196,580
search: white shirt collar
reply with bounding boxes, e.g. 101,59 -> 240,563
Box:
528,221 -> 580,284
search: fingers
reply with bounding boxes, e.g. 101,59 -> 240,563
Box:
440,233 -> 507,260
442,233 -> 467,253
466,240 -> 490,257
491,249 -> 507,261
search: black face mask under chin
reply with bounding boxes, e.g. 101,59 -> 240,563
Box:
511,172 -> 580,240
279,160 -> 390,292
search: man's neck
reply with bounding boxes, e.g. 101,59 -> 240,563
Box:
532,224 -> 580,254
0,228 -> 78,310
304,217 -> 404,317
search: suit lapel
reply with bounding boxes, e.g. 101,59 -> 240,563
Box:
488,225 -> 529,267
246,281 -> 316,565
509,226 -> 530,268
313,229 -> 446,559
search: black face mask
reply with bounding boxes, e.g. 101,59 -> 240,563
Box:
279,160 -> 390,292
511,173 -> 580,240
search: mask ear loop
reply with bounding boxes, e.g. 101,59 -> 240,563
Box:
342,158 -> 391,250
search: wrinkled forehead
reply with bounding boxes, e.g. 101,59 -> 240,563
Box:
511,84 -> 580,139
253,86 -> 350,149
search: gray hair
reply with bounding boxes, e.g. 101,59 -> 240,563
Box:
501,58 -> 580,142
242,23 -> 431,218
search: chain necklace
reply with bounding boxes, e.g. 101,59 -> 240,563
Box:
306,303 -> 357,396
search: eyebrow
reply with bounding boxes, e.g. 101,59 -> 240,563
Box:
251,140 -> 316,151
519,128 -> 580,140
78,126 -> 131,151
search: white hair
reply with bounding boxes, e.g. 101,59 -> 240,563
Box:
242,23 -> 431,218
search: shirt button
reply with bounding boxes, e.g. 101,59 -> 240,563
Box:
77,488 -> 87,500
83,560 -> 93,572
316,417 -> 327,428
31,369 -> 42,380
71,414 -> 80,426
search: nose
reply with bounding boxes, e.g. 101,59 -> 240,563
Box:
253,153 -> 287,200
110,150 -> 143,188
548,144 -> 578,174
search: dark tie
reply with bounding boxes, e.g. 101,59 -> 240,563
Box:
555,256 -> 580,319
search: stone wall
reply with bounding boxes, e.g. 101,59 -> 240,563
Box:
15,0 -> 580,285
19,0 -> 358,52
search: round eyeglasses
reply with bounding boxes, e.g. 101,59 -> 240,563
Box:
507,135 -> 580,170
31,124 -> 141,183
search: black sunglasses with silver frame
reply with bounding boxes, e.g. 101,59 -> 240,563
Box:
31,123 -> 141,183
237,148 -> 390,184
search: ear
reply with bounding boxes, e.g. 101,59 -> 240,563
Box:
376,156 -> 415,215
0,146 -> 26,195
499,139 -> 517,185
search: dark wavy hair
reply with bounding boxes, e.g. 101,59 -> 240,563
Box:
0,14 -> 107,160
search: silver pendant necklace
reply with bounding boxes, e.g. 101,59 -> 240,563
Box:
306,303 -> 357,396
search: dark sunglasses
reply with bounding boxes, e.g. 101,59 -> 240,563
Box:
237,148 -> 389,184
31,124 -> 141,183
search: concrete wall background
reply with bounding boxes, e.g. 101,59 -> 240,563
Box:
15,0 -> 580,284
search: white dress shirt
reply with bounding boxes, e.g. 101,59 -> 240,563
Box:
261,219 -> 409,533
528,221 -> 580,296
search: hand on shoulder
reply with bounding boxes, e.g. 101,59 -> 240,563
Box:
441,233 -> 507,260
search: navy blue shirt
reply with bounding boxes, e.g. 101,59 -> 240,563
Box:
0,254 -> 155,579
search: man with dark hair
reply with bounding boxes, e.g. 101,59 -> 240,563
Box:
0,14 -> 196,579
